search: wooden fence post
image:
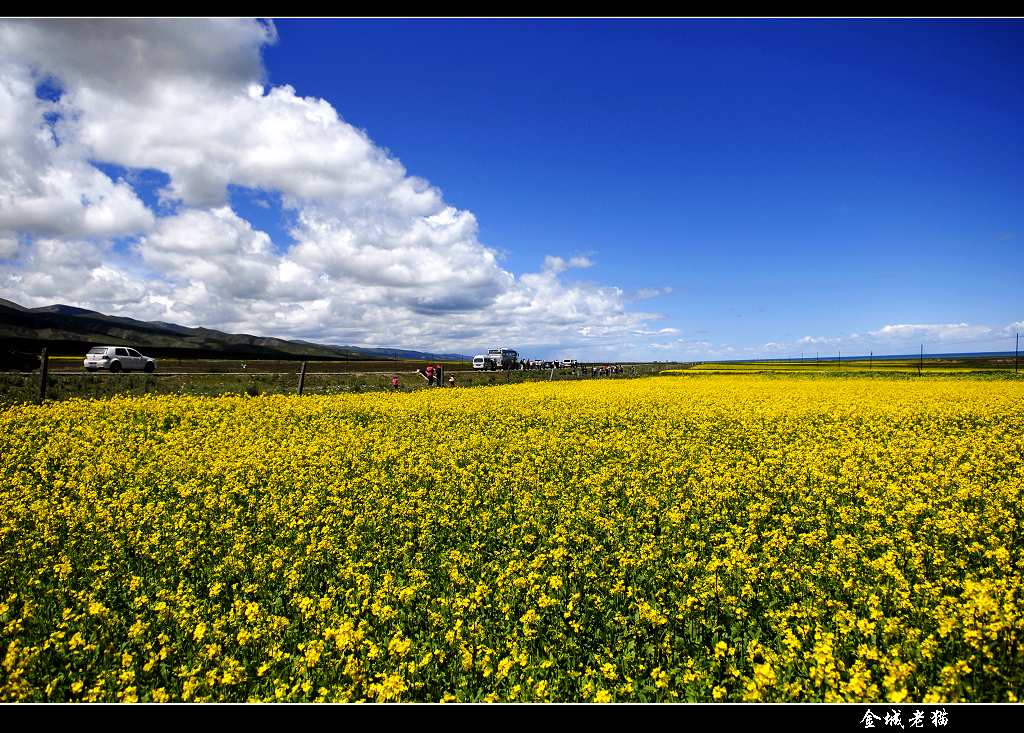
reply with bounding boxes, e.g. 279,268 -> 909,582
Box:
297,361 -> 307,395
38,347 -> 48,402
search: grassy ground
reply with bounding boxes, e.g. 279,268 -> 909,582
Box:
13,353 -> 1019,407
669,356 -> 1021,379
662,370 -> 1022,383
686,355 -> 1018,373
0,361 -> 667,407
43,357 -> 474,374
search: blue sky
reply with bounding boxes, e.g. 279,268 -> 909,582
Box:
266,18 -> 1023,357
1,19 -> 1021,359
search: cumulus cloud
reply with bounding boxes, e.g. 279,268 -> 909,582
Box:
0,19 -> 273,96
287,206 -> 511,310
633,327 -> 679,336
616,317 -> 1020,364
542,255 -> 594,273
0,236 -> 18,259
869,322 -> 993,343
138,206 -> 281,304
0,59 -> 154,240
798,335 -> 842,346
644,336 -> 731,360
628,286 -> 672,301
4,238 -> 149,308
0,19 -> 673,358
778,320 -> 1023,356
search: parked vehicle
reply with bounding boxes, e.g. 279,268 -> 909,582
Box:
473,348 -> 519,370
84,346 -> 156,373
561,359 -> 578,368
488,348 -> 518,370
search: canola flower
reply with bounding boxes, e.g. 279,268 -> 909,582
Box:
1,375 -> 1022,702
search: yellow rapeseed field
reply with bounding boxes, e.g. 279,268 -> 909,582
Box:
1,375 -> 1022,702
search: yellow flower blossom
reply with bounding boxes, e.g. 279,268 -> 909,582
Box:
0,376 -> 1020,702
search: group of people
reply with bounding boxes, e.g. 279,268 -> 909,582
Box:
401,364 -> 456,390
390,361 -> 633,391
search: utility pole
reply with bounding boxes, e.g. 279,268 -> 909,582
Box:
1016,332 -> 1019,374
297,361 -> 307,395
870,350 -> 873,372
838,350 -> 841,370
919,344 -> 923,376
38,346 -> 49,402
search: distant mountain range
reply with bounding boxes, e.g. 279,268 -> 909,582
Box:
0,298 -> 469,361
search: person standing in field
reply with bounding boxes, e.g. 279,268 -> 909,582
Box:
425,364 -> 435,386
391,375 -> 400,391
448,374 -> 456,388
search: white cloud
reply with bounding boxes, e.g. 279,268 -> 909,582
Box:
3,238 -> 148,307
639,335 -> 730,360
139,206 -> 279,303
0,59 -> 154,240
632,327 -> 680,336
542,255 -> 594,273
798,335 -> 841,346
0,19 -> 274,96
778,320 -> 1023,356
629,286 -> 672,301
869,322 -> 993,343
0,236 -> 18,258
287,205 -> 511,310
0,19 -> 428,211
0,19 -> 675,359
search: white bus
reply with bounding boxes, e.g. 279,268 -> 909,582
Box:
474,348 -> 519,370
488,348 -> 518,369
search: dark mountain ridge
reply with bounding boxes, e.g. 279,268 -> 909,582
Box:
0,298 -> 469,361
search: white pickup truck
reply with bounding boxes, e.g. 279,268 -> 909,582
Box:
84,346 -> 157,373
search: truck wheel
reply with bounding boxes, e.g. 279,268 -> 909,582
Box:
109,361 -> 122,373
